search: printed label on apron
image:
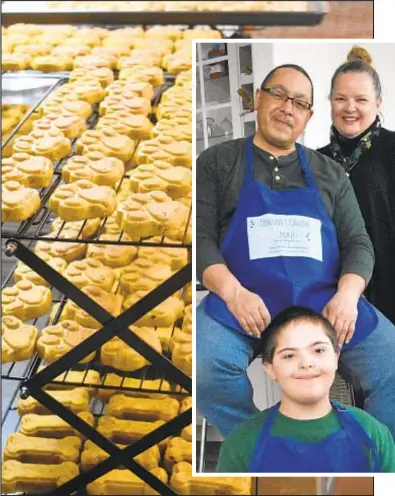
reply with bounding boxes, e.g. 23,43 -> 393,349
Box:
247,214 -> 323,261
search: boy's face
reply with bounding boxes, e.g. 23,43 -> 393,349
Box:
264,321 -> 338,406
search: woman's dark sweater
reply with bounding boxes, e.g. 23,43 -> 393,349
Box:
319,128 -> 395,324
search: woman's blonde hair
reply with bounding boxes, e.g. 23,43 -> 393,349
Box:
330,46 -> 381,99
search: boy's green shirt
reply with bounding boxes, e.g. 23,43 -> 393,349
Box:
217,405 -> 395,473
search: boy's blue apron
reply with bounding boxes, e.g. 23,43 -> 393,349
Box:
248,401 -> 381,472
205,136 -> 378,349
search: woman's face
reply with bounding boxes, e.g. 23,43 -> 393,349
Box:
264,321 -> 338,406
331,71 -> 381,138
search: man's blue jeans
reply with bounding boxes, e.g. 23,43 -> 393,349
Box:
196,298 -> 395,438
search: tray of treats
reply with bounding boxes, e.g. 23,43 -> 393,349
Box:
2,1 -> 328,27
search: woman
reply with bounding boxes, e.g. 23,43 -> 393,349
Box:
217,306 -> 395,473
319,46 -> 395,325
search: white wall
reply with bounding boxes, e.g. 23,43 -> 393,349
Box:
251,42 -> 395,149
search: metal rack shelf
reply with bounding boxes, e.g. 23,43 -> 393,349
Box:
1,1 -> 328,27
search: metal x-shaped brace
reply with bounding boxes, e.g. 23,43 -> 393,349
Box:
6,239 -> 192,496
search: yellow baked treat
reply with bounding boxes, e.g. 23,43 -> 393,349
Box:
33,113 -> 87,139
69,67 -> 115,88
31,55 -> 73,71
69,80 -> 107,105
171,462 -> 252,495
6,23 -> 44,36
96,112 -> 154,141
2,153 -> 53,189
86,467 -> 168,496
1,316 -> 38,364
2,280 -> 51,322
101,327 -> 162,372
73,53 -> 117,70
116,191 -> 189,240
183,283 -> 192,305
172,336 -> 192,377
105,79 -> 154,101
99,94 -> 151,117
153,122 -> 192,142
145,25 -> 182,41
2,460 -> 79,495
14,255 -> 67,287
49,180 -> 117,221
164,437 -> 192,472
119,66 -> 164,87
157,106 -> 192,124
39,367 -> 101,394
37,320 -> 98,364
163,51 -> 192,75
12,131 -> 72,162
35,239 -> 87,263
86,234 -> 138,268
2,52 -> 31,71
64,258 -> 115,292
2,181 -> 41,222
60,286 -> 123,329
19,411 -> 95,439
49,217 -> 101,239
135,139 -> 192,170
97,416 -> 167,448
117,53 -> 162,70
181,425 -> 192,442
62,152 -> 124,187
51,44 -> 91,59
92,44 -> 131,59
129,163 -> 192,199
81,441 -> 159,472
97,373 -> 172,403
119,262 -> 172,295
182,27 -> 222,39
175,69 -> 192,86
42,98 -> 92,120
183,304 -> 192,333
106,395 -> 179,422
180,396 -> 192,414
4,433 -> 81,464
76,129 -> 135,164
124,291 -> 185,327
17,388 -> 91,416
138,237 -> 188,271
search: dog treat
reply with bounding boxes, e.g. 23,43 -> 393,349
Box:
2,52 -> 31,71
86,234 -> 138,268
119,65 -> 164,87
119,262 -> 172,295
172,332 -> 192,377
96,112 -> 154,141
37,320 -> 98,364
182,304 -> 192,334
183,284 -> 192,305
2,460 -> 79,495
62,152 -> 124,187
86,467 -> 168,495
181,425 -> 192,442
1,316 -> 39,363
101,327 -> 162,372
170,462 -> 252,495
99,93 -> 151,117
164,437 -> 192,472
31,54 -> 73,71
17,388 -> 91,416
50,217 -> 101,239
97,373 -> 172,403
2,181 -> 41,222
81,441 -> 160,472
4,433 -> 82,464
13,129 -> 72,162
106,395 -> 179,422
63,258 -> 116,292
39,366 -> 101,394
97,416 -> 167,449
60,286 -> 123,328
2,280 -> 51,322
105,80 -> 154,101
14,255 -> 67,287
180,396 -> 192,414
123,291 -> 184,327
69,67 -> 115,88
35,239 -> 87,263
138,237 -> 188,270
49,179 -> 117,221
42,98 -> 92,120
19,411 -> 95,439
2,153 -> 53,189
76,129 -> 136,164
34,113 -> 86,139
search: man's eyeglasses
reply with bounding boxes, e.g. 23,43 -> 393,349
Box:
261,87 -> 313,111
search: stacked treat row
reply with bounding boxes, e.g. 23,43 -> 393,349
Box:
44,0 -> 308,12
2,22 -> 220,73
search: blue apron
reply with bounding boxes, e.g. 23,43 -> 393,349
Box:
248,401 -> 381,473
205,136 -> 378,349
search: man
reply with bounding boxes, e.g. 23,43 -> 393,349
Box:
196,64 -> 395,439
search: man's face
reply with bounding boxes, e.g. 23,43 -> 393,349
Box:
255,68 -> 313,150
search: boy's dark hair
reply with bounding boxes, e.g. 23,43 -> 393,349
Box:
260,64 -> 314,105
254,306 -> 339,363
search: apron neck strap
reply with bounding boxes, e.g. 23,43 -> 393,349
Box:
245,135 -> 255,183
295,143 -> 317,189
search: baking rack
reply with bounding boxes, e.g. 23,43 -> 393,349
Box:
1,1 -> 329,29
2,71 -> 192,496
